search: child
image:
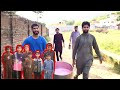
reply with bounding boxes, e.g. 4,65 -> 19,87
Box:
44,54 -> 54,79
42,43 -> 55,62
13,45 -> 23,79
23,44 -> 31,60
42,43 -> 56,78
2,45 -> 14,79
33,50 -> 43,79
22,44 -> 32,78
23,51 -> 34,79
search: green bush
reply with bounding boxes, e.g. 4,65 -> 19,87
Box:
101,52 -> 120,74
113,61 -> 120,74
44,35 -> 51,42
90,30 -> 120,55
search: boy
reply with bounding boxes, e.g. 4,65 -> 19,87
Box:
23,51 -> 34,79
44,54 -> 54,79
13,45 -> 23,79
42,43 -> 55,62
34,50 -> 43,79
2,46 -> 14,79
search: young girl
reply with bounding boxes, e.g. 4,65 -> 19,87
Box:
2,45 -> 14,79
23,51 -> 34,79
33,50 -> 43,79
44,54 -> 54,79
13,45 -> 23,79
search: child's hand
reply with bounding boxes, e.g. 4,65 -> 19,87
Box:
35,66 -> 37,69
32,73 -> 34,77
15,60 -> 19,63
62,43 -> 65,48
99,57 -> 103,64
7,56 -> 10,59
99,60 -> 102,64
21,67 -> 23,71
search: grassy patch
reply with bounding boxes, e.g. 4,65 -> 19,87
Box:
113,62 -> 120,74
90,29 -> 120,55
44,35 -> 51,42
62,30 -> 120,55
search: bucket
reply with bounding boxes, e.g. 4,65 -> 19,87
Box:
54,61 -> 73,79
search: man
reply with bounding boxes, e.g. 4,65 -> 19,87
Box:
72,21 -> 103,79
69,26 -> 80,51
53,28 -> 65,61
22,24 -> 47,57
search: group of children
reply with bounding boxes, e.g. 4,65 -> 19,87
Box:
1,43 -> 56,79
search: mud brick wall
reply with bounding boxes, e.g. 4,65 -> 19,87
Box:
1,12 -> 49,56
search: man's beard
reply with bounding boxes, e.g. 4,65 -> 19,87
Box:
75,30 -> 77,32
33,31 -> 39,35
83,30 -> 88,33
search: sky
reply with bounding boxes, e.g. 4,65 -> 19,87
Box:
16,11 -> 113,26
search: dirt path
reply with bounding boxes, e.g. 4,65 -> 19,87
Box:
49,35 -> 120,79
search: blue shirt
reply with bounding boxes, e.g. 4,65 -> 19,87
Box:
22,36 -> 47,54
44,60 -> 54,72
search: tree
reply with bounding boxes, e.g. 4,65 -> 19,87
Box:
117,16 -> 120,21
116,11 -> 120,15
41,23 -> 46,26
63,20 -> 75,25
115,11 -> 120,21
91,14 -> 108,22
74,21 -> 82,26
